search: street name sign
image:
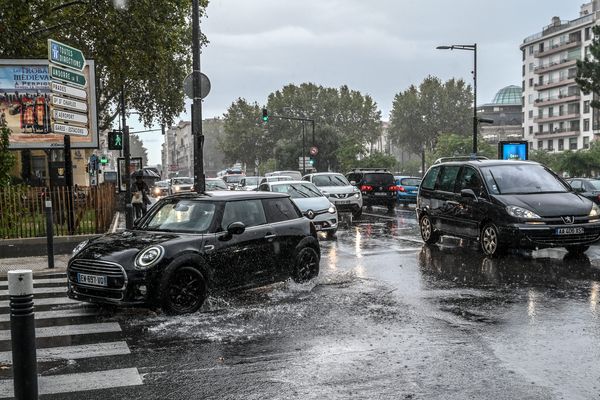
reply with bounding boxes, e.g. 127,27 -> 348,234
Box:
53,123 -> 89,136
48,39 -> 85,71
52,109 -> 88,125
50,82 -> 87,100
49,65 -> 86,87
51,95 -> 88,112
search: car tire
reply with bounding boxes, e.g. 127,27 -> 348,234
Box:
159,265 -> 207,315
292,246 -> 320,283
480,223 -> 504,257
387,203 -> 395,213
352,208 -> 363,219
565,245 -> 589,255
419,214 -> 439,244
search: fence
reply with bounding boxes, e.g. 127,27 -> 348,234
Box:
0,183 -> 117,239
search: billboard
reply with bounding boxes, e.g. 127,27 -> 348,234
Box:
0,59 -> 98,149
498,140 -> 528,161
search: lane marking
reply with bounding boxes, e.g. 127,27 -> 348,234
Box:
0,341 -> 130,364
0,367 -> 142,398
0,297 -> 78,308
0,308 -> 98,323
0,322 -> 121,341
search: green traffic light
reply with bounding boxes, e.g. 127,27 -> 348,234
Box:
262,108 -> 268,122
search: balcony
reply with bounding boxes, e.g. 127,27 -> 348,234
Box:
534,112 -> 580,124
534,128 -> 580,139
534,58 -> 577,74
534,75 -> 577,91
534,93 -> 580,107
534,39 -> 581,58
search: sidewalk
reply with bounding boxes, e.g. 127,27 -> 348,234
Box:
0,254 -> 69,275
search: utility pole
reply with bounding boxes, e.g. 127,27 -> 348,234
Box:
192,0 -> 205,193
121,87 -> 133,228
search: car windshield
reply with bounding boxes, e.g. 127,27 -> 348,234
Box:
155,181 -> 168,187
223,175 -> 243,184
244,177 -> 260,185
588,180 -> 600,190
172,178 -> 193,185
363,173 -> 395,186
271,182 -> 323,198
313,174 -> 349,187
142,199 -> 215,233
206,180 -> 228,190
399,178 -> 421,186
481,164 -> 568,194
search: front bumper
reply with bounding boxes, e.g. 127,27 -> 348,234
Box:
498,221 -> 600,249
311,212 -> 338,232
328,195 -> 362,212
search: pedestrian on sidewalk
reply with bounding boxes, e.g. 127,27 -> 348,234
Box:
131,174 -> 151,217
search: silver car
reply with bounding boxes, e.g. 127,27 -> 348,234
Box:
303,173 -> 363,218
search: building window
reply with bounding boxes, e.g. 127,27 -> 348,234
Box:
569,137 -> 578,150
538,141 -> 543,149
584,118 -> 590,131
548,107 -> 554,117
528,110 -> 533,119
529,45 -> 534,55
547,140 -> 554,151
558,139 -> 564,150
522,80 -> 525,91
529,78 -> 533,87
529,126 -> 533,134
528,94 -> 533,104
586,27 -> 591,41
522,49 -> 526,61
529,62 -> 534,72
584,100 -> 590,113
538,124 -> 543,133
584,136 -> 590,149
522,64 -> 526,76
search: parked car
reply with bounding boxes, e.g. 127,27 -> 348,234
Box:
205,178 -> 229,191
169,177 -> 194,195
417,159 -> 600,256
258,180 -> 338,238
303,172 -> 363,218
394,176 -> 421,206
346,168 -> 397,212
68,191 -> 321,314
237,176 -> 262,191
566,178 -> 600,204
265,170 -> 303,180
151,180 -> 170,197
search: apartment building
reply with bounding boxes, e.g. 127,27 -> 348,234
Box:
521,1 -> 599,152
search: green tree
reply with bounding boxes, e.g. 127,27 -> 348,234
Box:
0,112 -> 15,186
576,24 -> 600,126
430,133 -> 495,164
129,134 -> 148,166
0,0 -> 207,130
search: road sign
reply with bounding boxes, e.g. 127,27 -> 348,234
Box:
53,123 -> 88,136
48,39 -> 85,71
52,109 -> 88,125
51,95 -> 88,112
49,65 -> 86,87
50,82 -> 87,100
309,146 -> 318,156
183,72 -> 211,99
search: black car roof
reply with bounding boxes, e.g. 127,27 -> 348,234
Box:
167,191 -> 289,201
433,159 -> 541,168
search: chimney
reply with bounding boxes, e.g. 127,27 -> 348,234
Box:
551,16 -> 561,26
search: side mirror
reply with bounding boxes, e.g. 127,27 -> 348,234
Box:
227,221 -> 246,235
460,188 -> 477,200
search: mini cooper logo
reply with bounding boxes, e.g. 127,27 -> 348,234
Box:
306,210 -> 315,219
562,216 -> 574,224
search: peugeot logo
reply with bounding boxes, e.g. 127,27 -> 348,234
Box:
562,216 -> 574,224
306,210 -> 315,219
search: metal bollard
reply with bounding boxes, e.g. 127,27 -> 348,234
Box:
8,270 -> 38,400
45,200 -> 54,269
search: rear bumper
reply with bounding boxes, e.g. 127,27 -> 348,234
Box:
397,193 -> 417,204
363,193 -> 396,206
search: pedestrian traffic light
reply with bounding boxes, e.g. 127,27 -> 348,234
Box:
108,130 -> 123,150
262,108 -> 269,122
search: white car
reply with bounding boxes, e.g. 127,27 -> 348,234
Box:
258,180 -> 338,238
169,177 -> 194,194
303,172 -> 363,218
237,176 -> 262,191
265,170 -> 303,180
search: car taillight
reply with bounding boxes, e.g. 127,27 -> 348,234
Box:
360,185 -> 373,191
391,185 -> 405,192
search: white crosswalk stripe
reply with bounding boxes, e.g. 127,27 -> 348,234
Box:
0,271 -> 143,397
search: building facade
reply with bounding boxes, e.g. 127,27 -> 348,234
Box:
521,1 -> 600,152
478,85 -> 523,144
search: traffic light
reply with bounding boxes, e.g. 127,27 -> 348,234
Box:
100,155 -> 108,165
108,130 -> 123,150
262,108 -> 269,122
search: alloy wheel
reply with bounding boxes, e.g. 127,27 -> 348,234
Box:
167,267 -> 205,313
481,225 -> 498,256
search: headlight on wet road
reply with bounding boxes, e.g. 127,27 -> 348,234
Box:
506,205 -> 540,219
328,204 -> 336,214
135,245 -> 164,269
589,203 -> 600,218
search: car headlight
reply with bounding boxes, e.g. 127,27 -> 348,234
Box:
589,203 -> 600,218
352,186 -> 359,193
506,205 -> 540,219
135,245 -> 164,269
72,240 -> 89,257
354,193 -> 360,198
328,204 -> 336,214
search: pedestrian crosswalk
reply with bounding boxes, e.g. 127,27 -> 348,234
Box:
0,271 -> 143,398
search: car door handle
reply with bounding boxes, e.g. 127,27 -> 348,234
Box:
265,233 -> 277,239
204,245 -> 215,251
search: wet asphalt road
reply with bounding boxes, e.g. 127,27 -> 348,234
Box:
13,206 -> 600,399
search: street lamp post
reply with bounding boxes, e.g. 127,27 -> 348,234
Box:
436,43 -> 478,155
192,0 -> 205,193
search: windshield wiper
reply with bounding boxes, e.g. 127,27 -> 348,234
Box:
288,186 -> 310,198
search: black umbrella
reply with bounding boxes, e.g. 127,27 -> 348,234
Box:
131,169 -> 160,178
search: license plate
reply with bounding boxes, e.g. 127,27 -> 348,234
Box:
336,200 -> 350,205
555,227 -> 584,235
77,273 -> 107,287
374,192 -> 388,196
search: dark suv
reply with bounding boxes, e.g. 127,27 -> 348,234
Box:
346,168 -> 397,213
416,159 -> 600,256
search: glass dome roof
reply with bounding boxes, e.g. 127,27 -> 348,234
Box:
491,85 -> 522,105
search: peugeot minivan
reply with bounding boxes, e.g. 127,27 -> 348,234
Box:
416,159 -> 600,256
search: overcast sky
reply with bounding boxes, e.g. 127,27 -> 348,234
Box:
135,0 -> 580,165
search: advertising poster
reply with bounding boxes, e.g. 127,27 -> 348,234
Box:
498,141 -> 528,161
0,59 -> 98,149
118,157 -> 143,192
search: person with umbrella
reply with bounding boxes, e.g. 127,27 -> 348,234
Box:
131,172 -> 151,217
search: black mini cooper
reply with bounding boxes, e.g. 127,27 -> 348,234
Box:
68,191 -> 321,314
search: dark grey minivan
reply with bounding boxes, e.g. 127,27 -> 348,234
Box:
416,159 -> 600,256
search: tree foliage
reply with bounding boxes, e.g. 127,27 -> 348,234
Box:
576,24 -> 600,112
129,134 -> 148,166
0,0 -> 208,130
429,133 -> 495,164
0,112 -> 15,186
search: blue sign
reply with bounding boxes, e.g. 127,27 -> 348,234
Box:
498,141 -> 528,161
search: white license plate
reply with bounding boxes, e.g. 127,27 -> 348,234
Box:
555,227 -> 584,235
77,273 -> 107,287
336,200 -> 350,205
374,192 -> 388,196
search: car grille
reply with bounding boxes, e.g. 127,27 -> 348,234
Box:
331,193 -> 353,199
527,232 -> 600,245
68,259 -> 127,300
